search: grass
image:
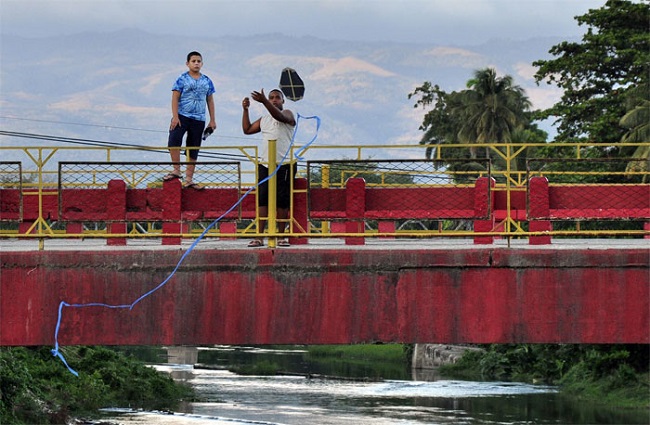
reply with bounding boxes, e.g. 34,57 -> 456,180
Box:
306,344 -> 408,362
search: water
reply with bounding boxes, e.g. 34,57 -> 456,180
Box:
102,346 -> 649,425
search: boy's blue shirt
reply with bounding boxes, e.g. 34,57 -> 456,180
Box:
172,72 -> 216,121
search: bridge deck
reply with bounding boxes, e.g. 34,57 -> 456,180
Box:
1,238 -> 648,347
2,237 -> 648,252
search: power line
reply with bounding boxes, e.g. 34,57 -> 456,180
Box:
0,115 -> 165,134
0,115 -> 252,142
0,130 -> 248,161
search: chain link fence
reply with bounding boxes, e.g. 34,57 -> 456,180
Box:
58,161 -> 240,189
57,162 -> 242,229
527,158 -> 649,220
0,162 -> 22,221
307,159 -> 492,231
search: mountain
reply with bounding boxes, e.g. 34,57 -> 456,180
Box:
0,29 -> 566,163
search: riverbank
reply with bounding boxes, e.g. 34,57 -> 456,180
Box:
0,346 -> 193,424
438,344 -> 650,411
2,344 -> 648,424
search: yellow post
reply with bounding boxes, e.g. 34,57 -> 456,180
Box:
267,139 -> 277,248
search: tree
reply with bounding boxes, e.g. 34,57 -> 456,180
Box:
533,0 -> 650,143
454,68 -> 532,159
409,68 -> 537,176
408,82 -> 461,159
619,83 -> 650,179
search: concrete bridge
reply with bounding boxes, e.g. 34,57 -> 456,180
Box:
1,238 -> 648,347
1,143 -> 648,348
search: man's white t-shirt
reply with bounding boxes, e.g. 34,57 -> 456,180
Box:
259,114 -> 295,165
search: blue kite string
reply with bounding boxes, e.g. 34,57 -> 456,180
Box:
51,114 -> 320,376
293,113 -> 321,161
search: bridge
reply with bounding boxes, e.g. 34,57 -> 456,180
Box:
0,141 -> 649,347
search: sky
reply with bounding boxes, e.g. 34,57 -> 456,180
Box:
1,0 -> 607,45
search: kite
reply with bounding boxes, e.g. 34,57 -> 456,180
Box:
279,67 -> 305,101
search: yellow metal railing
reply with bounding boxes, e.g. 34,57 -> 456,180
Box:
1,142 -> 649,245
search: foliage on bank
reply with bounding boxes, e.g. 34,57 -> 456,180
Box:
439,344 -> 650,409
307,344 -> 411,363
0,346 -> 194,425
304,344 -> 413,380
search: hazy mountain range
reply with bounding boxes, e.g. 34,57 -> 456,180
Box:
1,29 -> 568,163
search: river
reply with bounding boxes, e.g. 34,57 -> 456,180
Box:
101,346 -> 648,425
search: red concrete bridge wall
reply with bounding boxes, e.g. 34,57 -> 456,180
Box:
1,247 -> 647,347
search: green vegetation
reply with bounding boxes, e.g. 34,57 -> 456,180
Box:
303,344 -> 412,380
307,344 -> 411,363
0,346 -> 194,425
308,160 -> 417,188
533,0 -> 649,144
410,0 -> 649,179
409,68 -> 545,172
439,344 -> 650,409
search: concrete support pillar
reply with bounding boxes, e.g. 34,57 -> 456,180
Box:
528,176 -> 552,245
219,222 -> 237,240
473,177 -> 495,244
345,177 -> 365,245
162,178 -> 182,245
290,177 -> 308,245
106,179 -> 127,246
378,221 -> 396,238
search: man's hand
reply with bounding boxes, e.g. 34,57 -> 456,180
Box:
251,89 -> 267,104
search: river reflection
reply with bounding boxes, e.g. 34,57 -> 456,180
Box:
104,346 -> 649,425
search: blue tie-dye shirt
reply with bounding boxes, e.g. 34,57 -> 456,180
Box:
171,72 -> 216,121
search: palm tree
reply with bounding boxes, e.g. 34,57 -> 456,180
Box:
619,84 -> 650,181
453,68 -> 531,160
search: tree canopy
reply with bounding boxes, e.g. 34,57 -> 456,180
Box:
533,0 -> 650,143
409,67 -> 543,172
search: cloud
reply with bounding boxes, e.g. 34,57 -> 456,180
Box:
513,62 -> 539,81
2,0 -> 605,45
526,86 -> 563,110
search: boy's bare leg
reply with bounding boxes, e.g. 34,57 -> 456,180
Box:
248,206 -> 268,246
185,160 -> 196,183
169,149 -> 182,176
277,208 -> 289,234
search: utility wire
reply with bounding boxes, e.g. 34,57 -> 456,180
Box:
0,130 -> 248,161
0,115 -> 252,142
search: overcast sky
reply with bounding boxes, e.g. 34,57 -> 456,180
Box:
2,0 -> 607,45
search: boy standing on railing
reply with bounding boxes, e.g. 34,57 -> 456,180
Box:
164,51 -> 217,190
242,88 -> 296,247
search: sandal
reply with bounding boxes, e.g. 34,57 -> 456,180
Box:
248,239 -> 264,247
183,182 -> 204,190
277,239 -> 290,247
162,173 -> 182,182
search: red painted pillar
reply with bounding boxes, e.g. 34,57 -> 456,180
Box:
162,178 -> 182,245
528,176 -> 552,245
345,177 -> 365,245
473,177 -> 495,244
106,179 -> 127,246
290,178 -> 308,245
65,222 -> 83,235
219,222 -> 237,240
18,222 -> 33,234
378,221 -> 396,238
331,222 -> 346,233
